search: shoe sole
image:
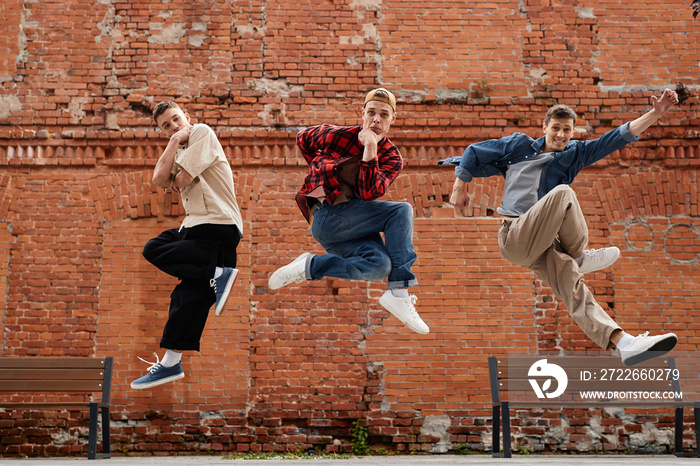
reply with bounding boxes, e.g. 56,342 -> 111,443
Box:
130,371 -> 185,390
268,253 -> 310,290
378,294 -> 429,335
622,335 -> 678,367
215,268 -> 239,316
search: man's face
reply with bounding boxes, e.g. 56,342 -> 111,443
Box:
156,107 -> 191,138
542,117 -> 574,152
361,101 -> 396,140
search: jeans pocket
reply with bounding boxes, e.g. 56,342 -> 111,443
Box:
312,210 -> 351,244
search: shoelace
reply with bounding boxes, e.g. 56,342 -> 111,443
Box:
583,249 -> 605,262
391,294 -> 418,307
210,278 -> 217,290
137,352 -> 162,373
287,256 -> 310,282
407,296 -> 422,321
621,331 -> 650,351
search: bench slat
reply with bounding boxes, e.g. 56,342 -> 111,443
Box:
501,378 -> 677,392
0,402 -> 88,409
500,401 -> 693,408
0,358 -> 106,369
493,358 -> 673,371
0,380 -> 103,392
0,368 -> 105,382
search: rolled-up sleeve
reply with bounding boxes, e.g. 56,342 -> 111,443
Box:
175,125 -> 219,178
356,148 -> 402,200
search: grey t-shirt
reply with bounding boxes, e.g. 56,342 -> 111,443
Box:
497,152 -> 555,217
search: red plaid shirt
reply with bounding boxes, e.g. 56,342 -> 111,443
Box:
295,124 -> 403,221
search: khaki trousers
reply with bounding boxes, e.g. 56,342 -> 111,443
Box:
498,185 -> 620,349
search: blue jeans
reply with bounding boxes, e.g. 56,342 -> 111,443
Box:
308,198 -> 418,289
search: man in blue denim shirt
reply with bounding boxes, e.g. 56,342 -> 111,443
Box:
441,89 -> 679,366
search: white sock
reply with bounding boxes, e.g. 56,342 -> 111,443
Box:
616,334 -> 635,350
161,349 -> 182,368
391,288 -> 409,298
214,267 -> 223,279
575,255 -> 584,266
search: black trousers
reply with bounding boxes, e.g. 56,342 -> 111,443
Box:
142,224 -> 241,351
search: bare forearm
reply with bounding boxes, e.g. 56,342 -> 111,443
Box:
153,139 -> 180,187
628,109 -> 663,138
172,169 -> 193,190
450,177 -> 470,209
362,142 -> 378,162
628,88 -> 679,137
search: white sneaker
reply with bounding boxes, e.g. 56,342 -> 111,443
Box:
378,290 -> 429,335
268,253 -> 311,290
578,247 -> 620,274
619,331 -> 678,366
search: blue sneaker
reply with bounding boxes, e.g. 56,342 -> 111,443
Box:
211,267 -> 238,316
130,355 -> 185,389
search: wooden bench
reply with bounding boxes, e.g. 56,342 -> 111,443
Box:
488,355 -> 699,458
0,357 -> 113,459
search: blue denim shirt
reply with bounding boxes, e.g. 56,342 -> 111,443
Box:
438,123 -> 638,199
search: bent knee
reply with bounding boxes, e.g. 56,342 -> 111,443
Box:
551,184 -> 574,195
397,201 -> 414,217
550,184 -> 577,202
142,241 -> 157,260
363,256 -> 392,281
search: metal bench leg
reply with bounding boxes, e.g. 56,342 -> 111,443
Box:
88,402 -> 98,460
502,400 -> 512,458
101,406 -> 111,458
492,405 -> 501,457
675,407 -> 683,456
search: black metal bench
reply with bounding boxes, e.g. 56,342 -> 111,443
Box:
0,357 -> 113,459
488,355 -> 699,458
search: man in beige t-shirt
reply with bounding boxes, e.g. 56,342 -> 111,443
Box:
132,101 -> 243,390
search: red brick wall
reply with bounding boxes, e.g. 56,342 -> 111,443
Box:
1,0 -> 699,457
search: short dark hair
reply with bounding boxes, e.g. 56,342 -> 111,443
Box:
544,104 -> 576,126
153,101 -> 183,124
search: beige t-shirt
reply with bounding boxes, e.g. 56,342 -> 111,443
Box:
173,124 -> 243,232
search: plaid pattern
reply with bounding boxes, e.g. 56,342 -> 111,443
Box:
295,124 -> 403,221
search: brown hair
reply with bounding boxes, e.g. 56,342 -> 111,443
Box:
152,101 -> 183,124
544,104 -> 576,126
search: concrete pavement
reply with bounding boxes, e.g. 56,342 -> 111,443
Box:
0,454 -> 698,466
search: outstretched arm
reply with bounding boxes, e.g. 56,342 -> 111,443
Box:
628,88 -> 679,137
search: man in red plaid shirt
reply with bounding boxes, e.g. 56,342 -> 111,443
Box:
268,88 -> 429,334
